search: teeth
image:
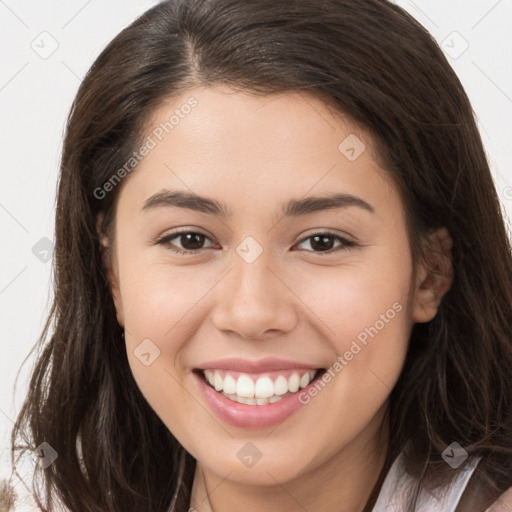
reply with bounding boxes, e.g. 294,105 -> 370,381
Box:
236,375 -> 255,398
274,375 -> 288,395
254,376 -> 274,398
299,372 -> 311,389
223,374 -> 236,395
203,369 -> 317,405
214,372 -> 223,391
206,371 -> 215,387
288,373 -> 300,393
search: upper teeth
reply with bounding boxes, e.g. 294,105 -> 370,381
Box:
203,369 -> 317,400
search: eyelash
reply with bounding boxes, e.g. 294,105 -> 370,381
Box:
155,229 -> 357,256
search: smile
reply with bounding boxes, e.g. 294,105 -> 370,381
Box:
201,369 -> 320,405
193,360 -> 327,429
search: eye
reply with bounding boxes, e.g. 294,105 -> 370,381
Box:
294,232 -> 356,255
156,230 -> 356,256
156,230 -> 216,255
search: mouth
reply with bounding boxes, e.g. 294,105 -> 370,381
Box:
194,367 -> 327,406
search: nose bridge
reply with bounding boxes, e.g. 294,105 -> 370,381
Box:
231,236 -> 280,309
212,235 -> 297,337
235,247 -> 274,299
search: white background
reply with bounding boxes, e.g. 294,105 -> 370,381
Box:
1,0 -> 511,509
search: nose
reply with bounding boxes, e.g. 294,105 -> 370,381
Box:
211,248 -> 298,340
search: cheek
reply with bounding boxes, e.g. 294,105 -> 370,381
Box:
292,244 -> 413,407
283,264 -> 411,464
118,252 -> 216,340
297,249 -> 412,351
118,261 -> 225,420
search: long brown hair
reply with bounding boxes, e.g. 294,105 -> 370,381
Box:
11,0 -> 512,510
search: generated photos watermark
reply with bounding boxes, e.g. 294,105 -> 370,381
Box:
94,96 -> 198,200
298,301 -> 403,404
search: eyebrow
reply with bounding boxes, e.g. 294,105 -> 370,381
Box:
141,189 -> 375,218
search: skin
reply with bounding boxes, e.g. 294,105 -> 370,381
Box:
101,85 -> 453,512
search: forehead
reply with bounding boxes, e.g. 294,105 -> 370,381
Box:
117,86 -> 401,222
144,85 -> 375,162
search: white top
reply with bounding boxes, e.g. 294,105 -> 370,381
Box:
372,449 -> 481,511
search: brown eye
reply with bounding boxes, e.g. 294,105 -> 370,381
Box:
157,231 -> 215,255
176,232 -> 207,250
295,232 -> 356,255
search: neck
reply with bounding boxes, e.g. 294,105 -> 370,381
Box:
189,404 -> 390,512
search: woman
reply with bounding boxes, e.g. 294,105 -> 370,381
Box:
11,0 -> 512,510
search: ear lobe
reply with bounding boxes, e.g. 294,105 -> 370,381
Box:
412,227 -> 454,324
96,213 -> 124,327
96,214 -> 113,277
96,213 -> 110,251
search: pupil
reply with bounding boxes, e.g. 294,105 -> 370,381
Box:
182,233 -> 204,250
311,235 -> 333,251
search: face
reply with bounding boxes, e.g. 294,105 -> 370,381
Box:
103,86 -> 446,487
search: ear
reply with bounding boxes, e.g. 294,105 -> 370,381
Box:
96,213 -> 125,327
412,227 -> 454,323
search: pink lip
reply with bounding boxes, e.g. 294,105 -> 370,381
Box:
197,357 -> 319,373
192,368 -> 324,429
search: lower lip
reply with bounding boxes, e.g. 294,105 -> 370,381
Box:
193,371 -> 321,429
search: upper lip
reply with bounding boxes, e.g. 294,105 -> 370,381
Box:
196,357 -> 323,373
